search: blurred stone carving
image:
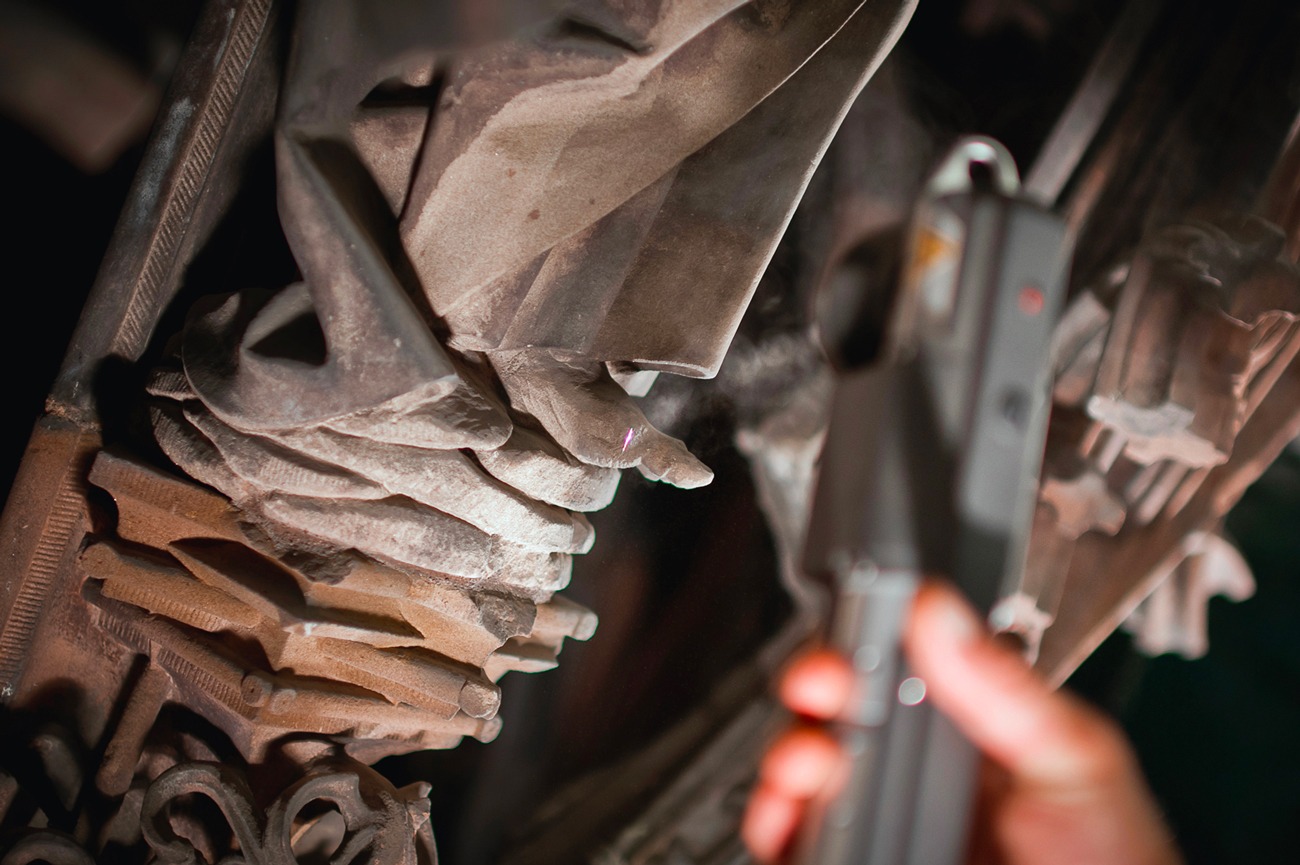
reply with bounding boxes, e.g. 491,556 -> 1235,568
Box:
0,832 -> 94,865
1121,530 -> 1255,659
0,1 -> 160,173
1006,216 -> 1300,671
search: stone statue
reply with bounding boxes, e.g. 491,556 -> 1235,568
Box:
131,0 -> 916,764
0,1 -> 916,861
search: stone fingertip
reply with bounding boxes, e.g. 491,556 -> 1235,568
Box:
569,512 -> 596,553
636,447 -> 714,489
658,450 -> 714,489
459,680 -> 502,719
670,458 -> 714,489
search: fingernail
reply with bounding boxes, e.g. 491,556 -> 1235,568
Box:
642,446 -> 713,489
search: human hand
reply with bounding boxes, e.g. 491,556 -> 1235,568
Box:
742,580 -> 1183,865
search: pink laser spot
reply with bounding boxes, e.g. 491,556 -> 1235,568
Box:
621,427 -> 636,453
1018,284 -> 1045,316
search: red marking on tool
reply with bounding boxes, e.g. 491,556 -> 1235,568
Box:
1018,285 -> 1045,316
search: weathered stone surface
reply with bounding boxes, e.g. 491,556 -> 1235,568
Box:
80,452 -> 596,763
475,422 -> 623,512
493,349 -> 713,488
261,423 -> 593,552
0,1 -> 929,861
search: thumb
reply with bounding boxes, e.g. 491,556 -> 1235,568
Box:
905,581 -> 1182,865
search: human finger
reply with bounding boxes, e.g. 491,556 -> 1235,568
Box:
904,580 -> 1182,865
742,651 -> 852,863
742,782 -> 803,863
759,726 -> 843,799
778,648 -> 854,720
743,726 -> 842,862
903,581 -> 1132,790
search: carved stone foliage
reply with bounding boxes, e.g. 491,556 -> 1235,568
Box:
1,749 -> 433,865
0,724 -> 94,865
140,759 -> 436,865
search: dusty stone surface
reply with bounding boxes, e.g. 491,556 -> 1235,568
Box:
82,451 -> 597,761
136,1 -> 913,772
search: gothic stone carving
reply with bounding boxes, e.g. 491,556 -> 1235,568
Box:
1014,216 -> 1300,677
0,0 -> 916,862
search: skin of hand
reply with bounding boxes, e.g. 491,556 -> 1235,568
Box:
741,580 -> 1184,865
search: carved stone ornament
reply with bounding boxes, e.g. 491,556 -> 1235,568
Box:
1011,215 -> 1300,677
0,0 -> 917,861
139,759 -> 437,865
